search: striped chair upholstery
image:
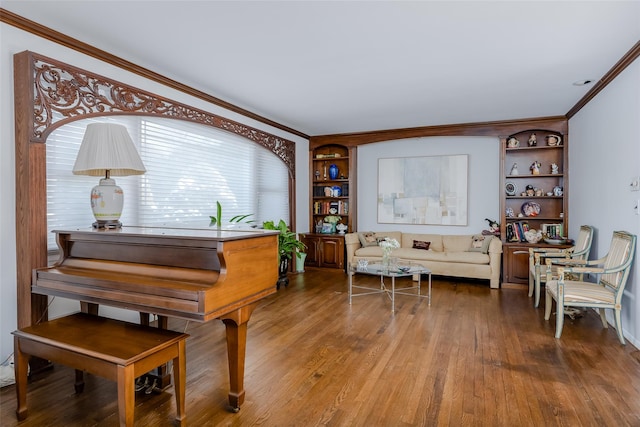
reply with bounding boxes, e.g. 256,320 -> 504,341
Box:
528,225 -> 594,308
544,231 -> 636,344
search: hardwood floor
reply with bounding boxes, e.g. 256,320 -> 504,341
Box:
2,269 -> 640,426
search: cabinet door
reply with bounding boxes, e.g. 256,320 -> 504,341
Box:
503,244 -> 531,284
301,236 -> 320,267
319,237 -> 345,269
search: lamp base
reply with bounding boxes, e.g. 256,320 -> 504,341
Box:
91,177 -> 124,228
92,220 -> 122,229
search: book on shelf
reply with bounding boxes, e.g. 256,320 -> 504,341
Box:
313,201 -> 349,215
506,223 -> 518,242
517,221 -> 530,242
542,223 -> 564,238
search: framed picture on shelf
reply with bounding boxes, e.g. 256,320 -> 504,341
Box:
321,223 -> 334,234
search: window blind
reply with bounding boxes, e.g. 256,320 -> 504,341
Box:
46,116 -> 289,249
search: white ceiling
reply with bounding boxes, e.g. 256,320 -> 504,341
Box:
2,1 -> 640,137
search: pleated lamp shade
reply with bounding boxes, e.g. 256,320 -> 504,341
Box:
72,123 -> 146,228
73,123 -> 146,176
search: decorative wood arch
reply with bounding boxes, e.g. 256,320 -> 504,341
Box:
14,50 -> 297,328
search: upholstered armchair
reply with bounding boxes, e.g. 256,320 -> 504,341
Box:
528,225 -> 594,308
544,231 -> 637,345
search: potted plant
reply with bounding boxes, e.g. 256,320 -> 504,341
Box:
262,219 -> 307,289
209,201 -> 254,229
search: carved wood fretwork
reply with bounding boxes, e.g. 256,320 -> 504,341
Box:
14,50 -> 297,331
30,52 -> 295,174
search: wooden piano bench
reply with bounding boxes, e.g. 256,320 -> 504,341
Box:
12,312 -> 188,427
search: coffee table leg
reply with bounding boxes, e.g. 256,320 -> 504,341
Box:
428,272 -> 432,306
391,276 -> 396,313
348,270 -> 352,305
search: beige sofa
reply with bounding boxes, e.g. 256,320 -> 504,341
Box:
345,231 -> 502,288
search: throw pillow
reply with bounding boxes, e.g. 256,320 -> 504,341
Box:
413,240 -> 431,250
358,232 -> 379,247
469,235 -> 493,254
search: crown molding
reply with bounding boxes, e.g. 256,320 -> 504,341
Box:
0,8 -> 309,140
567,40 -> 640,119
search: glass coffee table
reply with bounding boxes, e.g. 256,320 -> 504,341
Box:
348,261 -> 432,313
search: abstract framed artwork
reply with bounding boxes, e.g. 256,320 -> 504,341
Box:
377,155 -> 468,225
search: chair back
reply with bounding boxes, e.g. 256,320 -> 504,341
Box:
572,225 -> 594,259
601,231 -> 637,295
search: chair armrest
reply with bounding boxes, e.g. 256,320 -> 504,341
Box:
540,251 -> 572,259
530,247 -> 563,254
548,258 -> 588,266
557,266 -> 604,276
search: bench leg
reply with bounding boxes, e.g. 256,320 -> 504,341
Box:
117,364 -> 135,427
14,336 -> 29,421
173,340 -> 187,426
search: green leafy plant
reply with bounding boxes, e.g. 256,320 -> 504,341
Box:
209,201 -> 254,229
262,219 -> 306,259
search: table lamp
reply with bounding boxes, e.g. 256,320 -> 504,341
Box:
72,123 -> 146,229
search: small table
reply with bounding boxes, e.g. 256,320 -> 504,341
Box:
348,262 -> 432,313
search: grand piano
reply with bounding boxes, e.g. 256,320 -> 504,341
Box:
32,226 -> 279,411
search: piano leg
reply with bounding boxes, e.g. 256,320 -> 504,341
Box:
139,314 -> 172,391
220,302 -> 257,412
75,302 -> 100,391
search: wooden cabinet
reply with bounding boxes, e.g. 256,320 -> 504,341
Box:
503,243 -> 538,284
305,142 -> 356,269
300,233 -> 345,270
500,129 -> 568,285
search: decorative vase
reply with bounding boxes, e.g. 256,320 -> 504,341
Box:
329,164 -> 339,180
295,252 -> 307,273
382,250 -> 392,270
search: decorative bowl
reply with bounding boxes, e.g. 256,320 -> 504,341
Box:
524,230 -> 542,244
544,237 -> 567,245
397,266 -> 411,273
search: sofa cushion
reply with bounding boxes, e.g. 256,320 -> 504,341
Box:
355,246 -> 384,257
392,248 -> 490,264
402,234 -> 444,252
412,240 -> 431,250
442,235 -> 475,252
357,231 -> 379,247
354,247 -> 490,265
469,235 -> 493,254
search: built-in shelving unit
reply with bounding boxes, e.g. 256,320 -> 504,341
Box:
301,143 -> 357,270
500,129 -> 569,284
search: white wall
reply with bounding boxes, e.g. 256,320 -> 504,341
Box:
357,136 -> 500,234
568,57 -> 640,347
0,22 -> 309,362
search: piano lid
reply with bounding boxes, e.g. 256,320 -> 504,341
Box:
52,225 -> 280,242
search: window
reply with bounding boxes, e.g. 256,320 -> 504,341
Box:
46,116 -> 289,249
